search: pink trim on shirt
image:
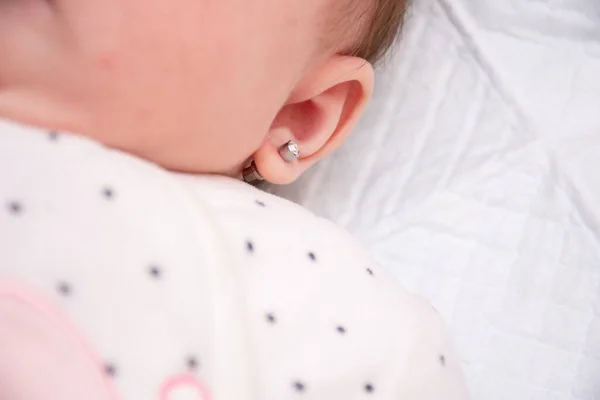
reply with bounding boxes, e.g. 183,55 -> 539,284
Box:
0,281 -> 120,399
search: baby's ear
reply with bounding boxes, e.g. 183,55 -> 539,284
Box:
253,56 -> 374,185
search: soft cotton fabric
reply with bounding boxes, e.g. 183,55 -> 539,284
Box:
0,118 -> 469,400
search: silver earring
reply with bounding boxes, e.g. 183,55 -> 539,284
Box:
242,141 -> 300,184
279,140 -> 300,162
242,161 -> 264,184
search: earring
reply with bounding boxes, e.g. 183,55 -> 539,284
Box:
242,161 -> 264,183
243,141 -> 301,184
278,140 -> 300,162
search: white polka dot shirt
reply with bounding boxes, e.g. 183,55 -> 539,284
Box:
0,119 -> 469,400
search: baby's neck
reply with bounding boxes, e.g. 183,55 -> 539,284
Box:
0,89 -> 86,136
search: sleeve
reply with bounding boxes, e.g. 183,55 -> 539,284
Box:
395,299 -> 470,399
185,175 -> 470,400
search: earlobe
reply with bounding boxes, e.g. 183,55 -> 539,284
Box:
251,56 -> 374,185
250,127 -> 304,185
243,136 -> 301,184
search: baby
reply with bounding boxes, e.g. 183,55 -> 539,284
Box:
0,0 -> 469,399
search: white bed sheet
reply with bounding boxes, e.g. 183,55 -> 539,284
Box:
268,0 -> 600,398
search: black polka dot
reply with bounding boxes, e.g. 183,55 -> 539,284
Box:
439,354 -> 446,366
246,241 -> 255,253
102,187 -> 115,200
308,252 -> 317,262
187,356 -> 199,371
7,201 -> 23,215
48,131 -> 59,141
255,200 -> 266,207
57,282 -> 72,296
336,325 -> 347,335
104,363 -> 117,377
364,383 -> 375,393
366,268 -> 375,276
293,381 -> 306,392
148,266 -> 162,278
266,313 -> 277,324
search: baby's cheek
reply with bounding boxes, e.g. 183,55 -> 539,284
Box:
95,49 -> 120,74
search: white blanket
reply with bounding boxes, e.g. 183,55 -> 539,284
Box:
268,0 -> 600,398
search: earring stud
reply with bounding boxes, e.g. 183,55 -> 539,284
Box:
279,140 -> 300,162
242,161 -> 263,183
242,141 -> 300,184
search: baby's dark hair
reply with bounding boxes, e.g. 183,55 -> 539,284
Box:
341,0 -> 409,64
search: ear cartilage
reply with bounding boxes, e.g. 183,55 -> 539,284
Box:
279,141 -> 300,162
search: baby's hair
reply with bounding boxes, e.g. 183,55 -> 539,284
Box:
343,0 -> 409,64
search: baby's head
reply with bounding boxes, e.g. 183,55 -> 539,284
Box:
0,0 -> 407,183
